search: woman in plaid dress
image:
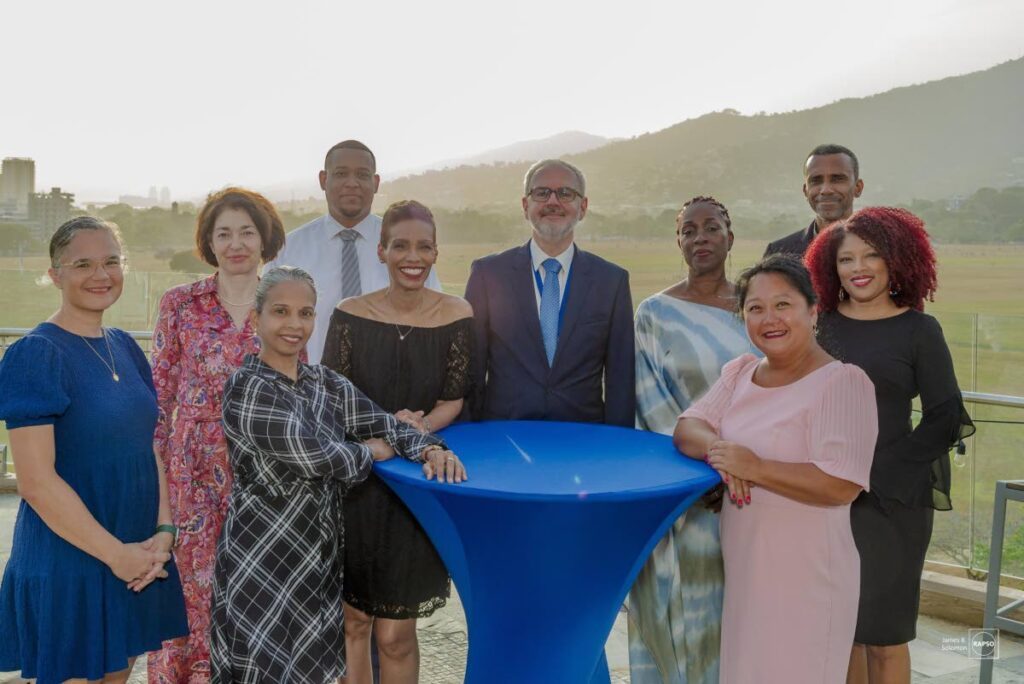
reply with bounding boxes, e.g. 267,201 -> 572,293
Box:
209,267 -> 464,683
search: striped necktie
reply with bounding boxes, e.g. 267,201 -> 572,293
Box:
339,228 -> 362,298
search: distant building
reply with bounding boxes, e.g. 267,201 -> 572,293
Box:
160,186 -> 171,205
118,194 -> 159,208
29,187 -> 75,237
0,157 -> 36,217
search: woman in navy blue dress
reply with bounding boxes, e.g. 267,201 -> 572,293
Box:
0,217 -> 187,683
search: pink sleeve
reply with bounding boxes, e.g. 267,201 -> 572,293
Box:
809,364 -> 878,490
681,353 -> 758,432
151,289 -> 183,463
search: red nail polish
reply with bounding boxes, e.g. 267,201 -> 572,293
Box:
745,496 -> 751,504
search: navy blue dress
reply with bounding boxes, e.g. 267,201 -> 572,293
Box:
0,323 -> 188,683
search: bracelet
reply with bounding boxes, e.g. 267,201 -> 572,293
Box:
422,415 -> 433,433
155,523 -> 179,547
419,444 -> 444,462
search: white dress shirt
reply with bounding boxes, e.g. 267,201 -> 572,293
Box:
264,212 -> 441,363
529,239 -> 574,310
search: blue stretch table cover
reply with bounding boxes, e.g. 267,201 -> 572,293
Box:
374,420 -> 720,683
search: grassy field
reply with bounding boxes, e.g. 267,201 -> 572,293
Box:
1,238 -> 1022,574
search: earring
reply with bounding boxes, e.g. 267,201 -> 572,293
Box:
838,288 -> 847,302
889,282 -> 901,297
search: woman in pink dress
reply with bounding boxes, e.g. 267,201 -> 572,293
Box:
676,255 -> 878,684
147,188 -> 285,682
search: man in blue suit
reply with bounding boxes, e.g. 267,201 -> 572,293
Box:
465,159 -> 635,426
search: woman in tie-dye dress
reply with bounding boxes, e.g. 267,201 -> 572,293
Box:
628,197 -> 756,684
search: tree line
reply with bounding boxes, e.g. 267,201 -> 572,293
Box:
0,186 -> 1020,268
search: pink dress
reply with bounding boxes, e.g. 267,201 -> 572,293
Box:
683,353 -> 877,684
148,275 -> 259,683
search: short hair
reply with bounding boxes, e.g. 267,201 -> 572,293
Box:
677,195 -> 732,232
380,200 -> 437,246
523,159 -> 587,197
805,144 -> 860,180
324,139 -> 376,173
736,254 -> 817,314
194,187 -> 286,267
49,216 -> 125,268
805,206 -> 937,313
254,266 -> 317,313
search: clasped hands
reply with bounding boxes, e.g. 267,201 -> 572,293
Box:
706,440 -> 761,509
110,530 -> 174,593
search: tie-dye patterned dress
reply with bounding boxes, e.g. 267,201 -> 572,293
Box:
627,293 -> 755,684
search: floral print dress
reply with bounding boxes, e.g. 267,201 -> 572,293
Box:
148,275 -> 259,683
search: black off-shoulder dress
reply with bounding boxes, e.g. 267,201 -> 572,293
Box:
818,309 -> 974,645
322,310 -> 473,619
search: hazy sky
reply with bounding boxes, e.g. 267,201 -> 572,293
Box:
2,0 -> 1022,202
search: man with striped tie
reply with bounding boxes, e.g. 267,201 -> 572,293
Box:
265,140 -> 440,363
464,158 -> 635,428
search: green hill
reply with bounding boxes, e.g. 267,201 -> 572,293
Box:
380,57 -> 1024,215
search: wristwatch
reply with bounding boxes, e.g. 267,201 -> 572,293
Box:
155,523 -> 179,547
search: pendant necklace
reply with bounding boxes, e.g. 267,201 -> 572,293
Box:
80,329 -> 119,382
394,324 -> 414,341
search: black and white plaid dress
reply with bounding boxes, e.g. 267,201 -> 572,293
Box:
209,355 -> 444,683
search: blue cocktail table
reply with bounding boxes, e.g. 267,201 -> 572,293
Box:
374,420 -> 719,683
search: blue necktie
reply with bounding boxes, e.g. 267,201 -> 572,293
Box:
539,258 -> 562,366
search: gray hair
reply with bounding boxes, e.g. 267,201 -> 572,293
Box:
49,216 -> 124,267
523,159 -> 587,197
255,266 -> 317,312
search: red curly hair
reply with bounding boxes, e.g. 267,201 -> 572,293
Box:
805,207 -> 938,313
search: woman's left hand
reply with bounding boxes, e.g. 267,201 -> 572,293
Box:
707,441 -> 762,507
422,448 -> 468,484
127,531 -> 174,592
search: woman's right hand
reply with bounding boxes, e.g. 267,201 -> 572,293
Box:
365,437 -> 396,462
108,542 -> 171,585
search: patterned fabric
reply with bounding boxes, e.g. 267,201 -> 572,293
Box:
539,258 -> 561,365
339,228 -> 362,298
148,275 -> 259,683
628,294 -> 756,684
209,355 -> 444,682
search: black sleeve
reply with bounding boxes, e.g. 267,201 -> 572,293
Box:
876,315 -> 975,465
321,309 -> 352,377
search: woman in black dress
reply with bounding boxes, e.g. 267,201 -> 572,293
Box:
322,200 -> 472,684
805,207 -> 974,684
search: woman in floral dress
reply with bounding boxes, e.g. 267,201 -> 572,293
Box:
147,188 -> 285,681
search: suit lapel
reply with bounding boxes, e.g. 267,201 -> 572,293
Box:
509,242 -> 550,372
550,246 -> 591,371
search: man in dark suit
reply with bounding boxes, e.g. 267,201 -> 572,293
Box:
764,143 -> 865,257
465,159 -> 635,426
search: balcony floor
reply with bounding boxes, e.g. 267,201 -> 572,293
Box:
2,492 -> 1022,683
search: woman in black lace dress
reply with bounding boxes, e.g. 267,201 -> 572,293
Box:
322,200 -> 472,684
806,208 -> 974,684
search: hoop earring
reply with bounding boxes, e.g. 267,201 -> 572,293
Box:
838,288 -> 847,302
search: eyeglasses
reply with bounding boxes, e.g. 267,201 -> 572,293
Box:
58,256 -> 127,276
527,186 -> 583,203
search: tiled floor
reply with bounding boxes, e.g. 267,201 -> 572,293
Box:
2,492 -> 1022,683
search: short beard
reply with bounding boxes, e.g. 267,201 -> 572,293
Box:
531,216 -> 578,243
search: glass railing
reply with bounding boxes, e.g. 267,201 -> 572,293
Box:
929,312 -> 1024,580
0,270 -> 1022,578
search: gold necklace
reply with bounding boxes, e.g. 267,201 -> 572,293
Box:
219,294 -> 255,307
79,329 -> 119,382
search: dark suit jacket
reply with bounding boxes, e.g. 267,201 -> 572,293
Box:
763,219 -> 818,258
464,241 -> 635,427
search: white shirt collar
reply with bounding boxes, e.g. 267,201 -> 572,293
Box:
325,212 -> 380,242
530,239 -> 574,275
